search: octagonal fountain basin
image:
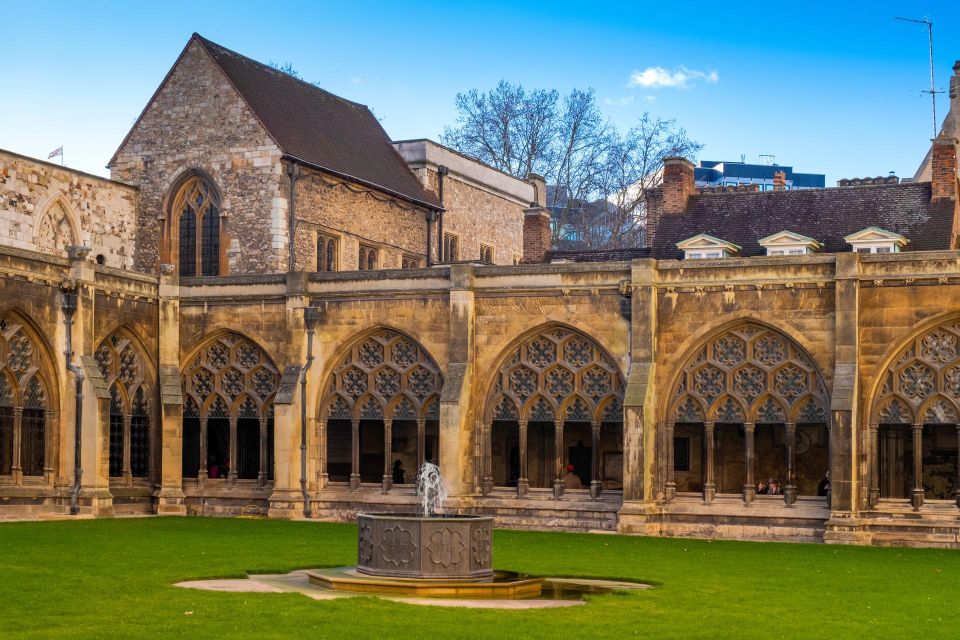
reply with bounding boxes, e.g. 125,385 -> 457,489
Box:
356,513 -> 494,580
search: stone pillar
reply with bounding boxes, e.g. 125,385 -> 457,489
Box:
10,409 -> 21,484
156,265 -> 186,515
198,417 -> 208,487
316,418 -> 328,489
956,424 -> 960,508
68,250 -> 113,516
228,416 -> 238,484
440,264 -> 476,497
703,422 -> 716,505
517,419 -> 529,498
552,419 -> 564,498
784,423 -> 797,506
481,419 -> 493,495
350,418 -> 361,490
824,252 -> 860,543
868,423 -> 880,507
417,418 -> 426,471
911,422 -> 924,511
258,416 -> 268,488
664,422 -> 676,502
590,420 -> 602,500
382,418 -> 393,493
743,422 -> 755,505
122,414 -> 133,485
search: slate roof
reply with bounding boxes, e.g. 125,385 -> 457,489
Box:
544,247 -> 651,263
112,34 -> 440,209
652,182 -> 954,259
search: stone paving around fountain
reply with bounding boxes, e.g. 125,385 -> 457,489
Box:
176,570 -> 650,609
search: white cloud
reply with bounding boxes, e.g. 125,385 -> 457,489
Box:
604,95 -> 635,106
627,66 -> 719,89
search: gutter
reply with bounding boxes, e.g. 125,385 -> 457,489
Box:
286,162 -> 301,272
300,307 -> 319,518
437,165 -> 448,260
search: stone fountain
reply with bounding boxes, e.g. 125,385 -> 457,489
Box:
309,463 -> 543,597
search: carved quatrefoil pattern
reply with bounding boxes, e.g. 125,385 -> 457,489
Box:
182,332 -> 278,419
0,314 -> 50,411
488,327 -> 624,423
672,323 -> 828,424
875,321 -> 960,424
324,330 -> 442,421
96,331 -> 153,418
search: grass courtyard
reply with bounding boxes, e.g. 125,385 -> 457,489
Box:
0,517 -> 957,639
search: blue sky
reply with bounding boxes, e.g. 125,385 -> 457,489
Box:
2,1 -> 958,183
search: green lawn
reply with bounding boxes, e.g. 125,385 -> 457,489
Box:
0,517 -> 956,639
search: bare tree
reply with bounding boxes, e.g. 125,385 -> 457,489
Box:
442,83 -> 701,250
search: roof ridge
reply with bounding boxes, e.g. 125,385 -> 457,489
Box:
193,34 -> 368,111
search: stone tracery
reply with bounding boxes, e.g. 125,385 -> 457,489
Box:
483,326 -> 625,498
319,329 -> 442,491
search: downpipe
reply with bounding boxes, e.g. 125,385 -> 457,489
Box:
300,307 -> 319,518
61,286 -> 84,516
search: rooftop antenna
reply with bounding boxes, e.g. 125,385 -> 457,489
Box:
759,154 -> 775,166
894,16 -> 944,138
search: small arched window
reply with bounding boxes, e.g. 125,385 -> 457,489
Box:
317,234 -> 337,272
172,175 -> 221,277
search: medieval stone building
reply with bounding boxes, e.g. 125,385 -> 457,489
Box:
1,34 -> 959,547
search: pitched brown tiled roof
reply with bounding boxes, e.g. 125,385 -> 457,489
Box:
544,247 -> 651,263
652,182 -> 954,259
194,35 -> 441,209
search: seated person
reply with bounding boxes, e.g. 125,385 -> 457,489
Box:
563,464 -> 583,489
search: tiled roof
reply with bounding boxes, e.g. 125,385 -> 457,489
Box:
544,247 -> 651,263
652,183 -> 954,259
189,35 -> 440,209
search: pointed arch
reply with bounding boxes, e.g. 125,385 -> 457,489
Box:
663,320 -> 830,425
164,169 -> 224,277
33,194 -> 80,256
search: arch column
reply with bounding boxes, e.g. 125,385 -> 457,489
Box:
591,419 -> 603,500
417,418 -> 426,470
911,422 -> 924,510
552,419 -> 564,499
784,422 -> 797,506
257,416 -> 268,488
316,418 -> 328,489
664,422 -> 676,502
227,416 -> 238,484
350,418 -> 361,490
198,416 -> 208,488
122,414 -> 133,486
481,419 -> 493,495
11,408 -> 22,484
517,419 -> 529,498
703,421 -> 716,505
382,418 -> 393,493
742,422 -> 755,505
868,422 -> 880,508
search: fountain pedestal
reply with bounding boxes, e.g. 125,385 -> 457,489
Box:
357,513 -> 493,580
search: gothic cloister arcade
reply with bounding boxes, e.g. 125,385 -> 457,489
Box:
180,332 -> 279,487
0,312 -> 58,485
318,328 -> 442,492
482,326 -> 625,499
870,318 -> 960,509
665,322 -> 830,505
94,330 -> 157,484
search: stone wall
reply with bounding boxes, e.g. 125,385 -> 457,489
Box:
0,151 -> 138,270
109,39 -> 285,275
292,167 -> 430,271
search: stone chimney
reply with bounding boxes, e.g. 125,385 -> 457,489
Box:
527,173 -> 547,207
773,170 -> 787,191
662,157 -> 695,215
523,207 -> 552,263
931,136 -> 958,202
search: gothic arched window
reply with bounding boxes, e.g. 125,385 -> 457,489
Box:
172,175 -> 221,277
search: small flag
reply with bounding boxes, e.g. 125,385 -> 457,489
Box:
48,146 -> 63,160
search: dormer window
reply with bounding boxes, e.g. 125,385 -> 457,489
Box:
758,231 -> 822,257
843,227 -> 908,254
676,234 -> 741,260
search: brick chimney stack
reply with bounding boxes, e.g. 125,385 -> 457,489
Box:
662,157 -> 695,215
931,136 -> 958,202
522,173 -> 551,263
773,170 -> 787,191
